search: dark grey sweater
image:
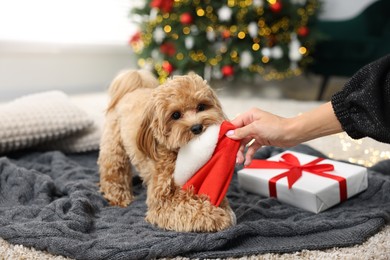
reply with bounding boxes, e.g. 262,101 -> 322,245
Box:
332,54 -> 390,143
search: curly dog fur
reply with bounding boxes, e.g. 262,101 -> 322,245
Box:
98,70 -> 235,232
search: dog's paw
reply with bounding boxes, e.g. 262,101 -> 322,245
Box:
202,205 -> 236,232
100,185 -> 134,207
146,200 -> 235,232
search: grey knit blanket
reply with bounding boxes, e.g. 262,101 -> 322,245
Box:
0,145 -> 389,260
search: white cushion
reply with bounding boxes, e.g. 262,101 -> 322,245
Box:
41,119 -> 102,153
0,91 -> 93,154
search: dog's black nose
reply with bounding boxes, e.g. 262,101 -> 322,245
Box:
191,124 -> 203,135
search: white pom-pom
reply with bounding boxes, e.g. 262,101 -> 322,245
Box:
207,30 -> 216,41
248,22 -> 258,38
218,6 -> 233,21
153,27 -> 165,44
253,0 -> 264,7
174,124 -> 220,186
185,36 -> 194,49
261,47 -> 272,57
271,46 -> 283,59
239,51 -> 253,68
289,33 -> 302,62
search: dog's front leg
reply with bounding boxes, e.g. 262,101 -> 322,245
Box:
145,156 -> 235,232
98,114 -> 134,207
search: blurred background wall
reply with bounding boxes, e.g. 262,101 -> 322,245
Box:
0,0 -> 139,101
0,0 -> 380,101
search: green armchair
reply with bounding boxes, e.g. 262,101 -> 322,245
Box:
309,0 -> 390,100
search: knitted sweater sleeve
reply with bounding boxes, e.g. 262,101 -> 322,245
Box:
331,54 -> 390,143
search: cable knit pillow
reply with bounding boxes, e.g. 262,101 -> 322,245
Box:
0,91 -> 93,154
40,118 -> 102,153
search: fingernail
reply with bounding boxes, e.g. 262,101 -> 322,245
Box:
226,130 -> 234,136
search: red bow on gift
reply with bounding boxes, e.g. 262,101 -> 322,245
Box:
182,121 -> 240,207
246,153 -> 348,201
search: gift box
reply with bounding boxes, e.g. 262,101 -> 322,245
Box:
237,151 -> 368,213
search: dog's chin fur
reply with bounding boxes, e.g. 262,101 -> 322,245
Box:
98,70 -> 236,232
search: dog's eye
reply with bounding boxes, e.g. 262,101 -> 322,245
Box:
171,111 -> 181,120
197,103 -> 207,112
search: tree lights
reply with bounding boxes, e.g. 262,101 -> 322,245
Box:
130,0 -> 320,82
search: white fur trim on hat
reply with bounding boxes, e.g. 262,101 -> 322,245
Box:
174,124 -> 220,186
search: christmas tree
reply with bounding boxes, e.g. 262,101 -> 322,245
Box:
130,0 -> 321,82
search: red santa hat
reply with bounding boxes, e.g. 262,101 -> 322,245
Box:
174,121 -> 240,207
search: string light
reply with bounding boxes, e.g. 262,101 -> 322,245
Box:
176,53 -> 184,60
183,27 -> 190,34
238,31 -> 246,39
171,33 -> 179,40
299,47 -> 307,55
163,25 -> 172,33
137,58 -> 145,67
334,133 -> 390,167
227,0 -> 236,7
196,8 -> 205,16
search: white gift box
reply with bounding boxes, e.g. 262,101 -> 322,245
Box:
237,151 -> 368,213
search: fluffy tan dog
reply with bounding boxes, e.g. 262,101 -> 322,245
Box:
98,70 -> 235,232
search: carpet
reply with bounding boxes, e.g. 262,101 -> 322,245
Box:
0,145 -> 389,260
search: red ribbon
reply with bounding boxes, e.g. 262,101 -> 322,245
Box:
246,153 -> 347,202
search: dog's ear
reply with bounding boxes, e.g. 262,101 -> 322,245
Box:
187,71 -> 211,87
187,72 -> 222,106
136,106 -> 158,161
187,71 -> 203,81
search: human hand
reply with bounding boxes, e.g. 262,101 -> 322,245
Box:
226,108 -> 296,166
226,102 -> 343,166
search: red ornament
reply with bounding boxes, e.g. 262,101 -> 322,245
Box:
180,12 -> 193,25
221,29 -> 231,39
150,0 -> 174,13
129,31 -> 141,45
162,61 -> 174,74
222,65 -> 234,77
160,42 -> 176,57
297,26 -> 310,37
269,1 -> 282,13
